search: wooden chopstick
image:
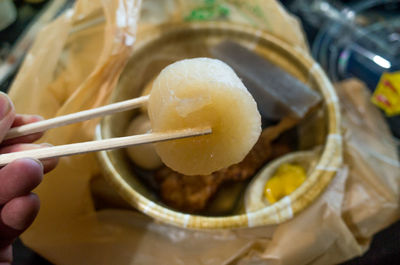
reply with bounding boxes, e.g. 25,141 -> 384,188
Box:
4,95 -> 150,140
0,127 -> 212,166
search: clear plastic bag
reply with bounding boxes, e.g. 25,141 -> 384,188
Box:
7,0 -> 399,264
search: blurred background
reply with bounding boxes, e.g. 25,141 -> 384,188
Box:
1,0 -> 399,264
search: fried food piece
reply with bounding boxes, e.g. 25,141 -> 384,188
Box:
155,117 -> 298,212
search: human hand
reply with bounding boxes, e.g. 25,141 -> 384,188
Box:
0,92 -> 58,264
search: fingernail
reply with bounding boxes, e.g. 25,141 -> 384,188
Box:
22,114 -> 44,123
0,92 -> 13,118
24,158 -> 44,173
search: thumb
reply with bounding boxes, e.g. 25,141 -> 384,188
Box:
0,92 -> 15,143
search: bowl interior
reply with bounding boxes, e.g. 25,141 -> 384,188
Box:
99,23 -> 329,218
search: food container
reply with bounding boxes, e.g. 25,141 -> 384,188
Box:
96,22 -> 342,229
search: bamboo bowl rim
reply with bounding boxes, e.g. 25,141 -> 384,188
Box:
96,22 -> 342,229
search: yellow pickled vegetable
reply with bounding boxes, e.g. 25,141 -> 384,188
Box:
264,163 -> 306,203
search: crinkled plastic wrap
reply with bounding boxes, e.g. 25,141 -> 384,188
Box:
7,0 -> 400,264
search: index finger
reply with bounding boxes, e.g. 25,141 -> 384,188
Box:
1,114 -> 44,146
0,92 -> 15,143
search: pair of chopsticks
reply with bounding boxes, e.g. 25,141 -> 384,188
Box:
0,96 -> 212,166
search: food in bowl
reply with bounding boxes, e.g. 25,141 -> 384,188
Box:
263,163 -> 307,204
124,55 -> 320,213
244,150 -> 319,213
154,117 -> 298,212
148,58 -> 262,176
125,114 -> 162,170
211,41 -> 321,120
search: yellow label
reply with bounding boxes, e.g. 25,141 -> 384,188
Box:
372,72 -> 400,116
